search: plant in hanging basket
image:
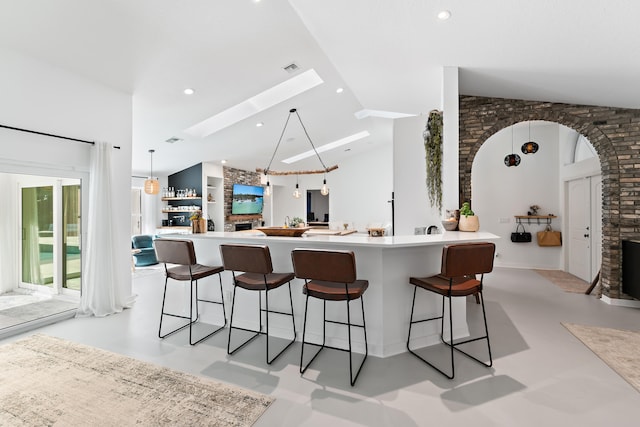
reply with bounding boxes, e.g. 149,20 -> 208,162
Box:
423,110 -> 443,212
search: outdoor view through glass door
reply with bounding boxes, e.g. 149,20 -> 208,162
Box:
21,180 -> 81,292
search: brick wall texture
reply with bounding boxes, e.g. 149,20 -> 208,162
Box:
459,95 -> 640,300
223,166 -> 262,232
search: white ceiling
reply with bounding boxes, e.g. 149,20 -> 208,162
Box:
2,0 -> 639,176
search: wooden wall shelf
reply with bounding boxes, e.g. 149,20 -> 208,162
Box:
515,215 -> 557,225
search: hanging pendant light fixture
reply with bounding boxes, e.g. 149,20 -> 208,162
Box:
521,121 -> 539,154
320,174 -> 329,196
292,176 -> 301,199
264,179 -> 271,197
144,149 -> 160,194
257,108 -> 338,177
504,124 -> 521,167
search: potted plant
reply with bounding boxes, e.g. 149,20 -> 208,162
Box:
289,216 -> 305,228
190,210 -> 207,233
458,202 -> 479,232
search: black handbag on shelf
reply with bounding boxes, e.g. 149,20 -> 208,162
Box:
511,223 -> 532,243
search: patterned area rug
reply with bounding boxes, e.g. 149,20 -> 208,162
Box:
563,323 -> 640,392
0,335 -> 273,426
534,269 -> 590,293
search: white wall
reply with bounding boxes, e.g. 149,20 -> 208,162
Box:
0,47 -> 133,298
393,115 -> 442,235
268,142 -> 393,231
472,121 -> 564,269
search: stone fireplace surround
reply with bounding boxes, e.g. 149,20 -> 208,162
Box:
223,166 -> 262,232
458,95 -> 640,301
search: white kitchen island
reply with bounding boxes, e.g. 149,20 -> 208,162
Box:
164,230 -> 499,358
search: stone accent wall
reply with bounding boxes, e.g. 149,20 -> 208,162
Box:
223,166 -> 262,231
458,95 -> 640,300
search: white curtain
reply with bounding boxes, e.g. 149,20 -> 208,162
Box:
0,174 -> 16,293
77,141 -> 135,317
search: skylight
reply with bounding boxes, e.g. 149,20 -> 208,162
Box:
354,109 -> 416,120
281,131 -> 370,164
184,69 -> 324,138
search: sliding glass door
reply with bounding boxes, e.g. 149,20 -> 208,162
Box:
20,178 -> 81,293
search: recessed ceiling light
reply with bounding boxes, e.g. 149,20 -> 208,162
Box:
437,10 -> 451,20
183,88 -> 195,95
281,131 -> 370,164
336,87 -> 344,94
256,122 -> 264,127
221,160 -> 227,164
184,69 -> 324,138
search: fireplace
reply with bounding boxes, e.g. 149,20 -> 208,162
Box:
235,223 -> 252,231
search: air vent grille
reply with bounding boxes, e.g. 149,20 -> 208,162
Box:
283,63 -> 299,73
165,137 -> 183,144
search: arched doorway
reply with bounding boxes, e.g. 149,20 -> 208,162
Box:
471,120 -> 601,280
458,95 -> 633,301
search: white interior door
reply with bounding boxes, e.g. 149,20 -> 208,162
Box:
567,178 -> 591,281
567,175 -> 601,282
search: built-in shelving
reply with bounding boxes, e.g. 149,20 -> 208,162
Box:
161,196 -> 201,201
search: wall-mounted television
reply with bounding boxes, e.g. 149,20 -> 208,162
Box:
231,184 -> 264,215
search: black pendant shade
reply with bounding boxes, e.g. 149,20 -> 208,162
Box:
521,141 -> 539,154
504,153 -> 521,167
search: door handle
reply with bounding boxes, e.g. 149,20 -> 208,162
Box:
584,234 -> 590,238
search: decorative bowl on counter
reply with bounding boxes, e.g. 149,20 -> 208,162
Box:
441,219 -> 458,231
256,227 -> 310,237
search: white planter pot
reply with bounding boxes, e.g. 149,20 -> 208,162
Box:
458,215 -> 479,232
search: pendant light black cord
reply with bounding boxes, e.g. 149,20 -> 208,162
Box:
262,108 -> 330,174
0,124 -> 121,149
293,109 -> 329,171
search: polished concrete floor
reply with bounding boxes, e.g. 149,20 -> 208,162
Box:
3,267 -> 640,426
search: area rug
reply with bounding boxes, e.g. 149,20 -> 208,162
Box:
534,269 -> 590,293
563,323 -> 640,392
0,334 -> 273,426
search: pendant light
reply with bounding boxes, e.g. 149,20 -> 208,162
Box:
293,176 -> 301,199
144,149 -> 160,194
264,178 -> 271,197
504,125 -> 521,167
320,174 -> 329,196
521,122 -> 539,154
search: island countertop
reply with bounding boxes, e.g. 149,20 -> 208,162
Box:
178,230 -> 499,248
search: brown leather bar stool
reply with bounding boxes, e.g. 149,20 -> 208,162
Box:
219,244 -> 296,364
153,238 -> 226,345
407,242 -> 495,379
291,248 -> 368,386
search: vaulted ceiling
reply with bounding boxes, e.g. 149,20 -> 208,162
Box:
2,0 -> 638,176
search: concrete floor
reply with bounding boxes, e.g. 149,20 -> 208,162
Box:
3,267 -> 640,426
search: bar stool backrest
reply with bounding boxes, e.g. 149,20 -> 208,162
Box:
292,249 -> 357,283
441,242 -> 495,278
220,244 -> 274,274
154,239 -> 197,266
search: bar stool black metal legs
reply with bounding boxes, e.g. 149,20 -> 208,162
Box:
220,244 -> 296,364
292,248 -> 369,386
407,242 -> 495,379
154,238 -> 227,345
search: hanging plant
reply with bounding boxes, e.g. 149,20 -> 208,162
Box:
423,109 -> 443,212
